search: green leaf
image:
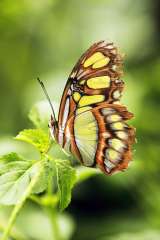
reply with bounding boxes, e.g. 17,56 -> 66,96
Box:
32,156 -> 53,194
0,153 -> 49,205
55,159 -> 76,211
15,129 -> 50,153
76,166 -> 99,183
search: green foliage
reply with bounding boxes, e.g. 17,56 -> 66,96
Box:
105,231 -> 160,240
0,103 -> 87,239
0,153 -> 50,205
32,159 -> 52,195
1,1 -> 159,238
0,152 -> 35,205
15,129 -> 50,154
12,117 -> 78,212
55,159 -> 76,211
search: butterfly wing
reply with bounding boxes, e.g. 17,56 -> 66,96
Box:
57,41 -> 124,143
52,40 -> 135,175
63,103 -> 135,175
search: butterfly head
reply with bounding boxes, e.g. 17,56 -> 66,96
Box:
37,78 -> 58,140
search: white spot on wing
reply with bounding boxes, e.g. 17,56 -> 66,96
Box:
67,88 -> 72,95
64,126 -> 71,154
62,97 -> 70,130
113,90 -> 121,99
101,108 -> 115,115
104,159 -> 115,172
58,97 -> 70,146
108,138 -> 125,152
116,131 -> 128,140
106,44 -> 114,49
58,129 -> 64,146
107,114 -> 122,123
101,132 -> 110,138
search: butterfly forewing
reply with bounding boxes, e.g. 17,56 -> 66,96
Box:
58,41 -> 124,137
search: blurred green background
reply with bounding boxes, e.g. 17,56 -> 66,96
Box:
0,0 -> 160,239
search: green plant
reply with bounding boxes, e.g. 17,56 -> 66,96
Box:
0,102 -> 99,240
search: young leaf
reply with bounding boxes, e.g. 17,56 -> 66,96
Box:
55,159 -> 76,211
0,153 -> 49,205
15,129 -> 50,153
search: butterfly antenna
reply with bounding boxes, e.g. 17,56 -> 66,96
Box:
37,78 -> 57,123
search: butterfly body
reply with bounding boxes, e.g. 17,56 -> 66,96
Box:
49,41 -> 135,175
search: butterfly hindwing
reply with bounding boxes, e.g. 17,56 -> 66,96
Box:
92,104 -> 135,175
63,103 -> 135,175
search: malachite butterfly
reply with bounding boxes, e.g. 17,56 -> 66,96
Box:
38,41 -> 136,175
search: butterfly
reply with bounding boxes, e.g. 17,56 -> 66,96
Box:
38,40 -> 135,175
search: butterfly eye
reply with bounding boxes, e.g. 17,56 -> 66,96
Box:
72,79 -> 77,84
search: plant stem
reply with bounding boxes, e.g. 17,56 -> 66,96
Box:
0,222 -> 28,240
45,206 -> 61,240
1,162 -> 43,240
29,194 -> 42,205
